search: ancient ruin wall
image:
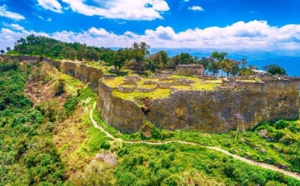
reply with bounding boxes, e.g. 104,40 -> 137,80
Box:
148,81 -> 299,132
2,55 -> 300,133
98,79 -> 300,133
57,61 -> 103,93
98,81 -> 145,132
176,64 -> 204,76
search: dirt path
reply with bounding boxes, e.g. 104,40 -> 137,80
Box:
89,102 -> 300,181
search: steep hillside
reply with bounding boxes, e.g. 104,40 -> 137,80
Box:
1,59 -> 299,185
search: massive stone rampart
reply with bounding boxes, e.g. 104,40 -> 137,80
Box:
98,79 -> 299,133
98,82 -> 145,132
2,55 -> 300,133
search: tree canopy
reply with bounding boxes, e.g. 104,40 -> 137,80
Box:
5,35 -> 288,77
263,64 -> 287,75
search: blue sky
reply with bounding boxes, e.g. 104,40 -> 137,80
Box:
0,0 -> 300,55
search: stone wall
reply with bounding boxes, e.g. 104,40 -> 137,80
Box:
3,55 -> 300,133
98,79 -> 300,133
176,64 -> 204,76
1,55 -> 104,94
148,81 -> 299,132
59,62 -> 103,93
98,81 -> 145,133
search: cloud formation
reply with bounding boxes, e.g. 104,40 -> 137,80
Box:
36,0 -> 63,13
0,5 -> 25,20
61,0 -> 169,20
3,23 -> 24,31
188,6 -> 204,11
1,20 -> 300,52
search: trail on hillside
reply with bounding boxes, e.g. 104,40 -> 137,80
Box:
89,102 -> 300,181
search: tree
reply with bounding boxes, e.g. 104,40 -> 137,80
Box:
208,52 -> 227,76
150,50 -> 169,72
114,48 -> 129,71
6,47 -> 11,52
100,49 -> 129,71
219,59 -> 231,76
179,52 -> 194,64
170,52 -> 194,69
131,42 -> 150,72
198,57 -> 210,74
231,60 -> 240,77
0,49 -> 4,54
263,64 -> 287,75
54,79 -> 65,95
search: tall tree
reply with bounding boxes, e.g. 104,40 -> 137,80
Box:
208,51 -> 227,76
198,57 -> 210,74
150,50 -> 169,71
263,64 -> 287,75
131,42 -> 150,72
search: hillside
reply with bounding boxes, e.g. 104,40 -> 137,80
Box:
1,57 -> 300,185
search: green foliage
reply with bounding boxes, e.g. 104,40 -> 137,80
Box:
64,95 -> 79,115
54,79 -> 65,95
264,64 -> 287,75
10,34 -> 109,60
0,61 -> 64,185
114,143 -> 299,185
150,50 -> 170,71
76,162 -> 116,185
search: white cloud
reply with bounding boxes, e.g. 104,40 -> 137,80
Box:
9,23 -> 24,31
61,0 -> 169,20
2,23 -> 24,31
1,20 -> 300,52
0,5 -> 25,20
188,6 -> 204,11
36,14 -> 52,22
37,0 -> 63,13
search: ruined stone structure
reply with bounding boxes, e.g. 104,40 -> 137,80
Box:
3,55 -> 300,133
176,64 -> 204,76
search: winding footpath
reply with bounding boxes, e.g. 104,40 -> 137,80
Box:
90,102 -> 300,181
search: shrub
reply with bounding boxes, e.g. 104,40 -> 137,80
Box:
54,79 -> 65,95
274,120 -> 288,130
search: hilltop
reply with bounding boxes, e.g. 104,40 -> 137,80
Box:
1,36 -> 300,185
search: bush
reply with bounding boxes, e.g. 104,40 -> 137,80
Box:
274,120 -> 288,130
54,79 -> 65,95
100,141 -> 111,150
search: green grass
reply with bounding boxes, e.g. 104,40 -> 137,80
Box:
159,79 -> 175,83
140,84 -> 157,88
112,88 -> 171,102
121,84 -> 136,88
205,79 -> 222,84
169,74 -> 199,81
171,85 -> 191,90
192,83 -> 219,90
102,77 -> 124,88
54,70 -> 300,185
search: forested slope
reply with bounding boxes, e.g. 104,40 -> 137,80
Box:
1,59 -> 299,185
